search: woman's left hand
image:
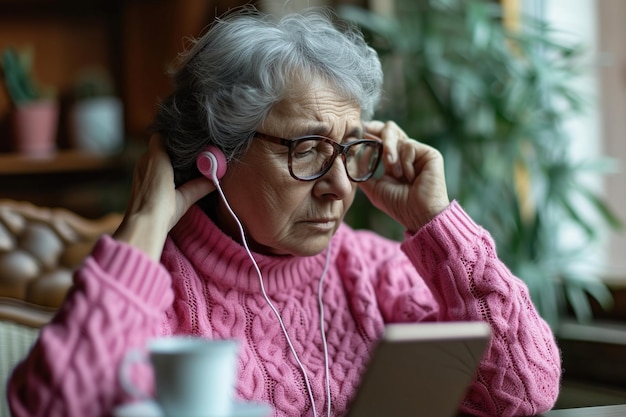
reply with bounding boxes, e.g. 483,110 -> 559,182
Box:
113,135 -> 215,261
359,120 -> 450,233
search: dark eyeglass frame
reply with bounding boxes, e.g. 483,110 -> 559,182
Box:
255,132 -> 383,182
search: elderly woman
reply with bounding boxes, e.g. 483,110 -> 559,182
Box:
8,7 -> 560,417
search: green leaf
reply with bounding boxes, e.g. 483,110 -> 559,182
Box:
577,186 -> 624,230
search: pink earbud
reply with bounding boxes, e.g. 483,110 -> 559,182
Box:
196,145 -> 227,183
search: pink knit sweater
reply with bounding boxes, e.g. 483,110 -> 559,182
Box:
8,201 -> 561,417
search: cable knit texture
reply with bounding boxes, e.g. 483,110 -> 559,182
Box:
7,201 -> 561,417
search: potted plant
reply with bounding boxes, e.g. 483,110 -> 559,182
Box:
1,46 -> 59,156
340,0 -> 623,327
69,67 -> 124,155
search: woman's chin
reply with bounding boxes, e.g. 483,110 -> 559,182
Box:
287,233 -> 336,257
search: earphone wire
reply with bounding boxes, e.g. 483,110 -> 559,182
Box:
318,242 -> 332,417
213,178 -> 331,417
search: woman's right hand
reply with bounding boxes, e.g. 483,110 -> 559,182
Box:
113,135 -> 215,261
359,121 -> 449,233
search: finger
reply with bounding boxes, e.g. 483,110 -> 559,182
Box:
384,124 -> 407,178
398,142 -> 417,183
364,120 -> 385,135
384,125 -> 400,162
176,177 -> 216,213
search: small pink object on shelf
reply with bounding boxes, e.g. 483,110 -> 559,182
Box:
12,99 -> 59,156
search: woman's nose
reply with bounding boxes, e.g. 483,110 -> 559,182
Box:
314,155 -> 354,200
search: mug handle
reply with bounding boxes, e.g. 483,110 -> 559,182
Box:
119,348 -> 151,400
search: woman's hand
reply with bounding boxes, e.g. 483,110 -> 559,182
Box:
359,120 -> 450,233
113,135 -> 215,260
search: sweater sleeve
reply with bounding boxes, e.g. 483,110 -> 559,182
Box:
7,235 -> 174,417
399,201 -> 562,417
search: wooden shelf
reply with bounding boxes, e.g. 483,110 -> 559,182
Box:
0,148 -> 135,218
0,150 -> 126,175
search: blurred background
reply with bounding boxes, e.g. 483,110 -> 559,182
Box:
0,0 -> 625,411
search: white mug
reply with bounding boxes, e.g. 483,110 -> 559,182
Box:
120,336 -> 239,417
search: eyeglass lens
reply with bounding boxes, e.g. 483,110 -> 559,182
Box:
290,138 -> 381,181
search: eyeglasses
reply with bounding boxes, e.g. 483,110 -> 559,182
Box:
255,132 -> 383,182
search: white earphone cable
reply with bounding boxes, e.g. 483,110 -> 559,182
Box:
214,179 -> 332,417
318,245 -> 332,417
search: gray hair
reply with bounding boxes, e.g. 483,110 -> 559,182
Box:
152,6 -> 383,186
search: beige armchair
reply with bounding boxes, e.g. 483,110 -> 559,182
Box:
0,199 -> 121,417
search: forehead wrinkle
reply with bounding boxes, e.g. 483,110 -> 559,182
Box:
308,91 -> 362,140
264,81 -> 362,140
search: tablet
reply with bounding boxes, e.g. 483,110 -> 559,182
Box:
345,321 -> 491,417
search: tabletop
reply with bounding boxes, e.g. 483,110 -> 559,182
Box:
458,404 -> 626,417
540,404 -> 626,416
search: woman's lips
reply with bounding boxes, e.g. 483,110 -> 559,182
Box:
304,219 -> 337,231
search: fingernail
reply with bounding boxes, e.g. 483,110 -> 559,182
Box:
393,163 -> 402,177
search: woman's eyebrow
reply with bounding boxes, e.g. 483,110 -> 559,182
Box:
302,123 -> 331,137
295,123 -> 363,141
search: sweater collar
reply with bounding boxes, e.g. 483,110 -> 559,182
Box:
170,204 -> 341,294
